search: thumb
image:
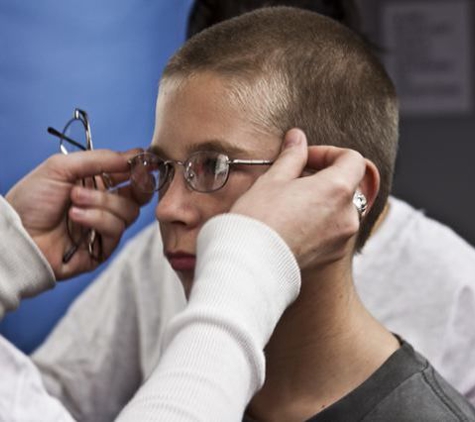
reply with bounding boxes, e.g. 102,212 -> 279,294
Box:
263,128 -> 308,182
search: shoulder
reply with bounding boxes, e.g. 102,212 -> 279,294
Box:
367,342 -> 475,421
114,222 -> 163,264
73,222 -> 182,308
372,196 -> 474,255
358,195 -> 475,280
100,222 -> 169,285
313,340 -> 475,421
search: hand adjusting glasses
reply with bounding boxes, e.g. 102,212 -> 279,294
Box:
128,150 -> 273,194
48,109 -> 272,261
48,108 -> 111,264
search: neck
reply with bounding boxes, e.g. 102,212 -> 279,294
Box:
246,258 -> 399,422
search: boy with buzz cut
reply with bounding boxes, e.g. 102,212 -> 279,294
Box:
31,5 -> 475,421
122,6 -> 474,421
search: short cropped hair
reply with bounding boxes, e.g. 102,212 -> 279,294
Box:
163,6 -> 399,249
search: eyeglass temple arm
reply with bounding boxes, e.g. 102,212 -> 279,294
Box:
231,159 -> 317,176
47,127 -> 87,151
230,159 -> 273,165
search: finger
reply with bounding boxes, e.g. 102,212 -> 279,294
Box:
70,186 -> 140,228
320,149 -> 366,191
306,145 -> 359,169
57,148 -> 143,182
261,128 -> 309,182
97,148 -> 143,189
69,206 -> 127,239
307,146 -> 366,190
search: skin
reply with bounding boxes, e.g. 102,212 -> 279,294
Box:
4,65 -> 392,420
151,71 -> 399,421
152,72 -> 282,297
6,149 -> 144,279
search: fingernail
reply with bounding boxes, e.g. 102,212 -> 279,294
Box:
70,206 -> 85,217
75,187 -> 94,201
283,130 -> 302,149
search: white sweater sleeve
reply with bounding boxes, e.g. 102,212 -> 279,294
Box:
117,214 -> 300,422
0,201 -> 299,422
0,335 -> 75,422
0,195 -> 55,320
0,196 -> 73,421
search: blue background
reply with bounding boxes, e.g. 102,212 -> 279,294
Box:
1,0 -> 474,354
0,0 -> 193,353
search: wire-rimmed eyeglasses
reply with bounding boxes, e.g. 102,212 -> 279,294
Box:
47,108 -> 107,264
128,150 -> 273,194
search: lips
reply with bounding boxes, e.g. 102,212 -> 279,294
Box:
166,252 -> 196,272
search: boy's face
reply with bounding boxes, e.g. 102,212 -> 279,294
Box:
151,72 -> 280,297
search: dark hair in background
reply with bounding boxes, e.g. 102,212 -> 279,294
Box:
187,0 -> 362,39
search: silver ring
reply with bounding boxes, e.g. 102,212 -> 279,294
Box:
353,190 -> 367,221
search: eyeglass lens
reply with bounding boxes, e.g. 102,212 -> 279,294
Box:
129,154 -> 167,193
130,151 -> 231,194
61,118 -> 88,155
185,152 -> 229,192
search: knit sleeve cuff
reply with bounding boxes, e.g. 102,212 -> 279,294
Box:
193,213 -> 300,345
0,196 -> 55,318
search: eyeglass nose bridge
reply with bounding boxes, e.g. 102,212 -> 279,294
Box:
161,158 -> 196,192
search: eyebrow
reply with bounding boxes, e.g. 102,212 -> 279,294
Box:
148,139 -> 249,159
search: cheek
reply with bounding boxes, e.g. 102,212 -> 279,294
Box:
196,173 -> 259,221
158,173 -> 257,237
212,174 -> 257,214
201,193 -> 238,220
157,193 -> 235,236
227,169 -> 263,195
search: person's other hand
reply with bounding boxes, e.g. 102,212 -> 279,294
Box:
231,128 -> 367,270
6,149 -> 151,280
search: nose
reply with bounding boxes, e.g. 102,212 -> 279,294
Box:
155,165 -> 199,227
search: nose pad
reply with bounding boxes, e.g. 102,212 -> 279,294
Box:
183,163 -> 196,188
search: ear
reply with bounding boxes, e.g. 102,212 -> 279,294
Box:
357,159 -> 380,214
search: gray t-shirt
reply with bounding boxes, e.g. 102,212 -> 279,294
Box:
244,340 -> 475,422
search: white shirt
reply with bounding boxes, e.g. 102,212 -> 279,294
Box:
0,196 -> 300,421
